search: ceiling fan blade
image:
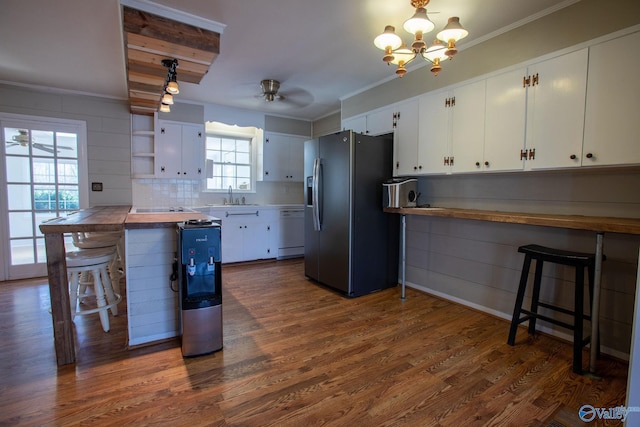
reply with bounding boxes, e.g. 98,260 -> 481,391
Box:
5,142 -> 19,147
32,143 -> 57,154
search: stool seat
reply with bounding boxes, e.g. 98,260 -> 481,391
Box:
508,244 -> 603,374
66,247 -> 121,333
518,244 -> 605,266
66,247 -> 116,267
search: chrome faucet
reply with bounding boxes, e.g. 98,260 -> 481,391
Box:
228,185 -> 233,205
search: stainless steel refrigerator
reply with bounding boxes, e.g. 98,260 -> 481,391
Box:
304,130 -> 399,297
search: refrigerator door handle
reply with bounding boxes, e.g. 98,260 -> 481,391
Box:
312,157 -> 322,231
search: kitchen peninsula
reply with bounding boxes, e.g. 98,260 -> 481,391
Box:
40,206 -> 213,365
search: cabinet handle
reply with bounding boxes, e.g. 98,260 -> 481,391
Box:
570,154 -> 577,160
532,73 -> 539,86
413,165 -> 418,170
418,165 -> 422,170
475,162 -> 480,167
484,161 -> 489,167
586,153 -> 594,159
528,148 -> 535,160
161,128 -> 165,134
396,161 -> 399,169
161,166 -> 165,173
197,168 -> 202,174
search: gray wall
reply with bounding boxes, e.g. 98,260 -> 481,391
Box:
0,84 -> 132,206
312,111 -> 341,138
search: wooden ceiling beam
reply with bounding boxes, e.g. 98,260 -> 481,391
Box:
121,5 -> 221,114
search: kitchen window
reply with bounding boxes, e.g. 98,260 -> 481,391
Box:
204,121 -> 262,193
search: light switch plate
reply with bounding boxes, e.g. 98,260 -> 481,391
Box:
91,182 -> 103,191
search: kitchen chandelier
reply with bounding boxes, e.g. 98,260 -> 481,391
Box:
374,0 -> 468,77
160,59 -> 180,113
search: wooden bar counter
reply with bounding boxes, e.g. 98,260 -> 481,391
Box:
384,207 -> 640,235
40,206 -> 131,365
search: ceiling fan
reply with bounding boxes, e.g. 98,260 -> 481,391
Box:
5,129 -> 73,154
256,79 -> 313,108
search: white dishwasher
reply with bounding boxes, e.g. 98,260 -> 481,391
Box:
278,208 -> 304,259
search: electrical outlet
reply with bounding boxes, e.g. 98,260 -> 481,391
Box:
91,182 -> 103,191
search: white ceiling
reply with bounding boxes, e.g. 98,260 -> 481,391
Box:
0,0 -> 577,121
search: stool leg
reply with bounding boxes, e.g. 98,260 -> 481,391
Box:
508,254 -> 532,345
573,265 -> 585,374
69,271 -> 80,320
100,265 -> 119,317
91,267 -> 110,333
528,259 -> 544,335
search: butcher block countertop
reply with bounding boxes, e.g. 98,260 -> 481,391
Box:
384,207 -> 640,235
39,205 -> 131,234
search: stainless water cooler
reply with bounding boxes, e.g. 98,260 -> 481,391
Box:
177,219 -> 222,357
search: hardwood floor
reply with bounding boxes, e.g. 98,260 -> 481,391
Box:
0,259 -> 629,426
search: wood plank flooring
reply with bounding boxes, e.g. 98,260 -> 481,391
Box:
0,259 -> 629,426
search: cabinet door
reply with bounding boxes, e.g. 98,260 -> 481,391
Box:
221,218 -> 244,263
287,136 -> 306,181
583,31 -> 640,167
180,124 -> 205,177
243,221 -> 271,260
526,49 -> 588,170
342,115 -> 367,134
366,106 -> 395,136
484,67 -> 527,172
418,91 -> 450,174
262,133 -> 288,181
155,122 -> 181,177
450,80 -> 486,173
392,98 -> 420,175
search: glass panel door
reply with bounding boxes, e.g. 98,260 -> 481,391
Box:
1,117 -> 86,280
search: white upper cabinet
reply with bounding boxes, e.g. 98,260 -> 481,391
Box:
393,98 -> 420,175
342,105 -> 395,136
417,80 -> 485,174
262,133 -> 307,182
583,31 -> 640,167
525,48 -> 588,170
417,90 -> 449,174
484,67 -> 527,172
449,80 -> 486,173
155,120 -> 205,178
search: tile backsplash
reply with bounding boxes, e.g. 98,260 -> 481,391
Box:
132,179 -> 304,207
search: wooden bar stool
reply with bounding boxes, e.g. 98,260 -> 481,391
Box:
507,244 -> 603,374
67,247 -> 121,333
72,231 -> 124,294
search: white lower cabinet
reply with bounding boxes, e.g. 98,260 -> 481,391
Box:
210,208 -> 276,263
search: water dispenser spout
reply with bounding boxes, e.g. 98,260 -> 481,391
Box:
187,258 -> 196,276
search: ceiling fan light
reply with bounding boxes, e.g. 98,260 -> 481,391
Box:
403,8 -> 434,35
166,80 -> 179,94
159,103 -> 171,113
374,25 -> 403,51
437,17 -> 468,44
162,92 -> 174,105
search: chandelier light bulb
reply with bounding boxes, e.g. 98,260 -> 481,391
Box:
403,7 -> 434,35
437,17 -> 469,44
159,103 -> 170,113
162,92 -> 174,105
374,25 -> 403,52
